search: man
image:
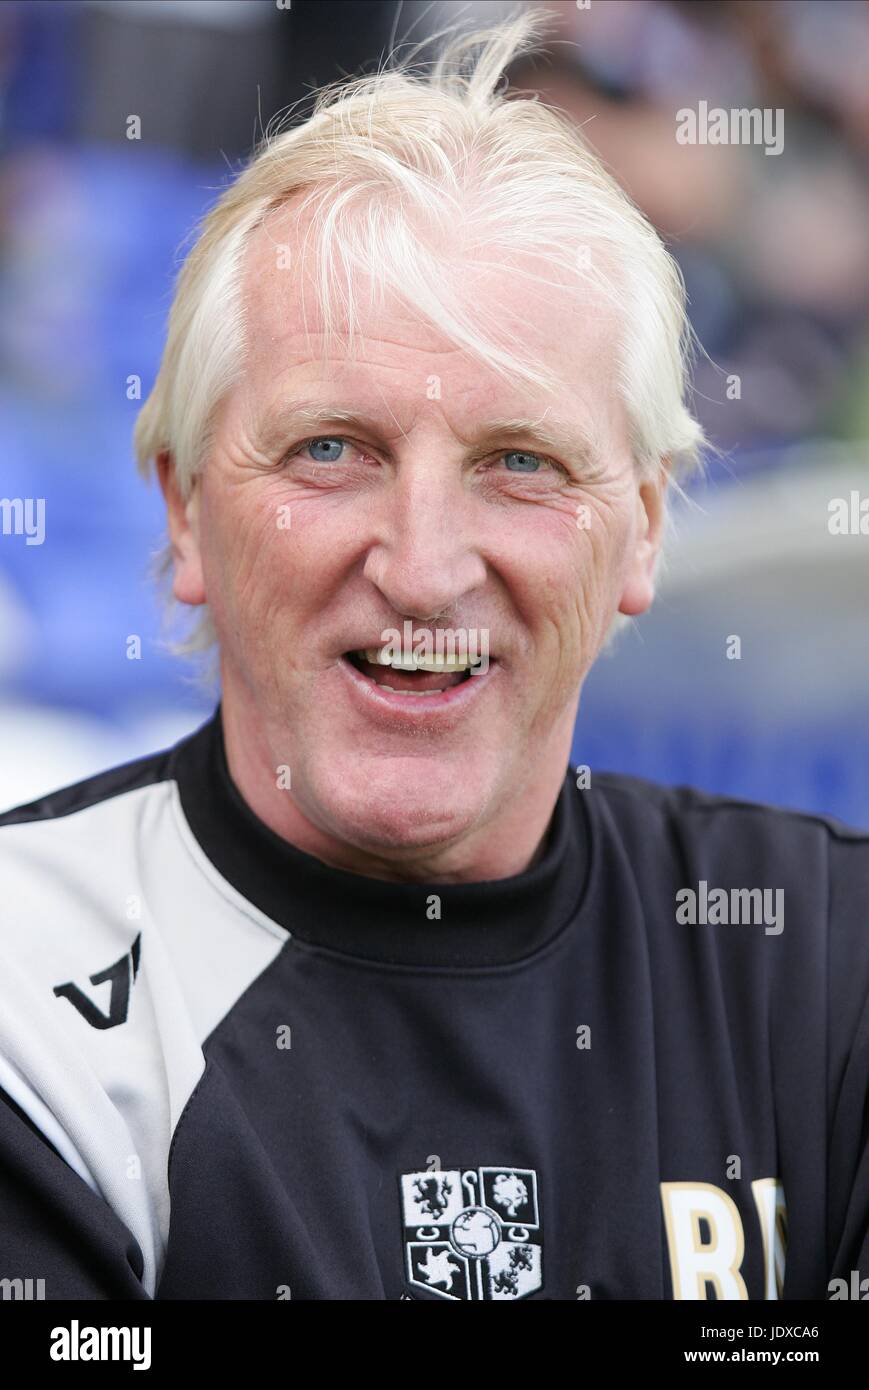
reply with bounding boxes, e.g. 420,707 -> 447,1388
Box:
1,12 -> 867,1302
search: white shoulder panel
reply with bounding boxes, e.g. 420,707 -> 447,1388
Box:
0,779 -> 288,1295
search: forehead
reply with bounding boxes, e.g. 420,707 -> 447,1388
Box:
237,195 -> 626,440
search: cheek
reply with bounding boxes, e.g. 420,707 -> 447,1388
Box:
522,501 -> 633,645
197,481 -> 305,630
583,511 -> 634,614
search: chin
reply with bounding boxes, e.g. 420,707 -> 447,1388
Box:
311,755 -> 489,856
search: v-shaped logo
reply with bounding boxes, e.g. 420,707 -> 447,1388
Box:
53,934 -> 141,1030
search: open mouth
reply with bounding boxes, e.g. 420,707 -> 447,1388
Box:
343,648 -> 487,696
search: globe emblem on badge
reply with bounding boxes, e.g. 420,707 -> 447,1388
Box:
450,1206 -> 501,1258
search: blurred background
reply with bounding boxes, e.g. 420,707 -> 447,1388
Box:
0,0 -> 867,823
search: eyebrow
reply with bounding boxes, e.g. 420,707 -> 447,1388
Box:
256,402 -> 385,453
255,399 -> 604,476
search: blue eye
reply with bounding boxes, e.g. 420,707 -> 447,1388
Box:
503,450 -> 543,473
305,437 -> 345,463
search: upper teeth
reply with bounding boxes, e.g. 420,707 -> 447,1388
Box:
377,686 -> 442,696
359,648 -> 477,673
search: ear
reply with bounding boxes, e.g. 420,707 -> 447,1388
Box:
617,458 -> 670,617
156,451 -> 206,607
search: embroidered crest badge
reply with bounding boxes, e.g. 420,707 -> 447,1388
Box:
400,1166 -> 542,1300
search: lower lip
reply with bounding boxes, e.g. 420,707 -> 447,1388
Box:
337,654 -> 499,726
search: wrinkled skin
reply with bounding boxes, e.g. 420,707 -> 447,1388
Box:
159,204 -> 667,882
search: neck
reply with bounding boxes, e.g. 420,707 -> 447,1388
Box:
219,687 -> 575,885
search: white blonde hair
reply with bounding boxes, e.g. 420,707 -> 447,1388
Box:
134,6 -> 706,654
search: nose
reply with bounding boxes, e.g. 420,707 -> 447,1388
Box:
362,458 -> 487,621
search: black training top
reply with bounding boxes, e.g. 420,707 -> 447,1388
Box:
0,705 -> 867,1300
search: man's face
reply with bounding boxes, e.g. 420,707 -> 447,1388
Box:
163,207 -> 665,860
